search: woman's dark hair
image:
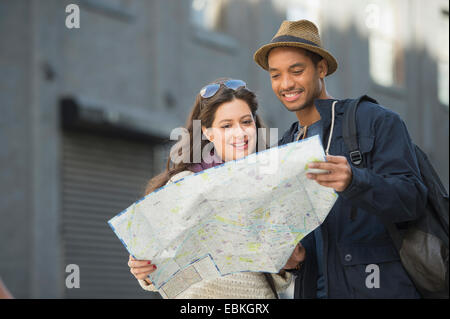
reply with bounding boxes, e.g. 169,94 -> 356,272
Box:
144,79 -> 266,195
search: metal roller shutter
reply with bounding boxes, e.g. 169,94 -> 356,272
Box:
61,131 -> 165,298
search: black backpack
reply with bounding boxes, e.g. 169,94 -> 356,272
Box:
342,95 -> 449,299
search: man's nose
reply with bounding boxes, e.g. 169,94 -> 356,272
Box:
280,74 -> 295,91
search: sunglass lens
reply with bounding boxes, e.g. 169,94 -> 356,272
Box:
200,84 -> 220,98
224,80 -> 246,90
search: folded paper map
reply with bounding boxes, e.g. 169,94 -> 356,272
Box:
108,135 -> 338,298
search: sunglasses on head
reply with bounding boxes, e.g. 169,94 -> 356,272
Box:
199,79 -> 247,98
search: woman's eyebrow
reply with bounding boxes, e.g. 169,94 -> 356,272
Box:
218,115 -> 252,124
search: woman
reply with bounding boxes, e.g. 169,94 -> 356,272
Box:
128,79 -> 292,298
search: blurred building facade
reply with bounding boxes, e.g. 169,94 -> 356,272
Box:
0,0 -> 448,298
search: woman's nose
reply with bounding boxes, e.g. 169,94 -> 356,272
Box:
232,125 -> 247,139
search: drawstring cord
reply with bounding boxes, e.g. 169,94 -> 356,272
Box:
296,100 -> 337,156
296,125 -> 308,141
325,100 -> 337,156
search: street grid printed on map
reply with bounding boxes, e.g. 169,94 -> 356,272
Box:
108,135 -> 338,298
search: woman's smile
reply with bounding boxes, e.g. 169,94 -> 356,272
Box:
231,140 -> 249,150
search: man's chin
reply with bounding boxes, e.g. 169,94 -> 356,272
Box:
283,102 -> 308,113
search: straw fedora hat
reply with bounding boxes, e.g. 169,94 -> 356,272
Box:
253,19 -> 338,76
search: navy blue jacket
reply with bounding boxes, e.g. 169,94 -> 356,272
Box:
279,98 -> 428,298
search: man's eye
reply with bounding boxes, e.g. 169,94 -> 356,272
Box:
242,120 -> 253,125
292,70 -> 303,75
221,124 -> 231,129
271,74 -> 280,79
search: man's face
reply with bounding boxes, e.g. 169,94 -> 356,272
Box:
268,47 -> 325,113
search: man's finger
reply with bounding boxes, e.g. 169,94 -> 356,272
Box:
306,170 -> 335,180
315,180 -> 346,189
310,172 -> 344,182
308,162 -> 337,171
295,244 -> 305,255
325,155 -> 347,163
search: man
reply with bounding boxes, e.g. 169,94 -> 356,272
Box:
254,19 -> 427,298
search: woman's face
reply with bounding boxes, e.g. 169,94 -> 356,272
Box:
203,98 -> 257,162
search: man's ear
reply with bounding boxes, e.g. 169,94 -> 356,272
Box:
202,126 -> 213,142
317,59 -> 328,79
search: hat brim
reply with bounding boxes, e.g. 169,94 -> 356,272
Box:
253,42 -> 338,76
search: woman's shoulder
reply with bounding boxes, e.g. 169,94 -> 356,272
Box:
167,170 -> 194,184
177,272 -> 275,299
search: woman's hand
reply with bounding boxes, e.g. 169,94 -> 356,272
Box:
283,243 -> 306,270
128,255 -> 157,281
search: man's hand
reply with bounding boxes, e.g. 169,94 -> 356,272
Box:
283,243 -> 306,270
306,155 -> 353,192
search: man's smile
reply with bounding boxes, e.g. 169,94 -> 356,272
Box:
281,90 -> 303,102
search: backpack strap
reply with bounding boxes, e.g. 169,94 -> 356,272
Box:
342,95 -> 404,246
263,273 -> 279,299
342,95 -> 378,167
342,95 -> 378,221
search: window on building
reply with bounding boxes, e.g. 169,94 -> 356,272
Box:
367,0 -> 404,88
190,0 -> 227,33
437,8 -> 449,106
